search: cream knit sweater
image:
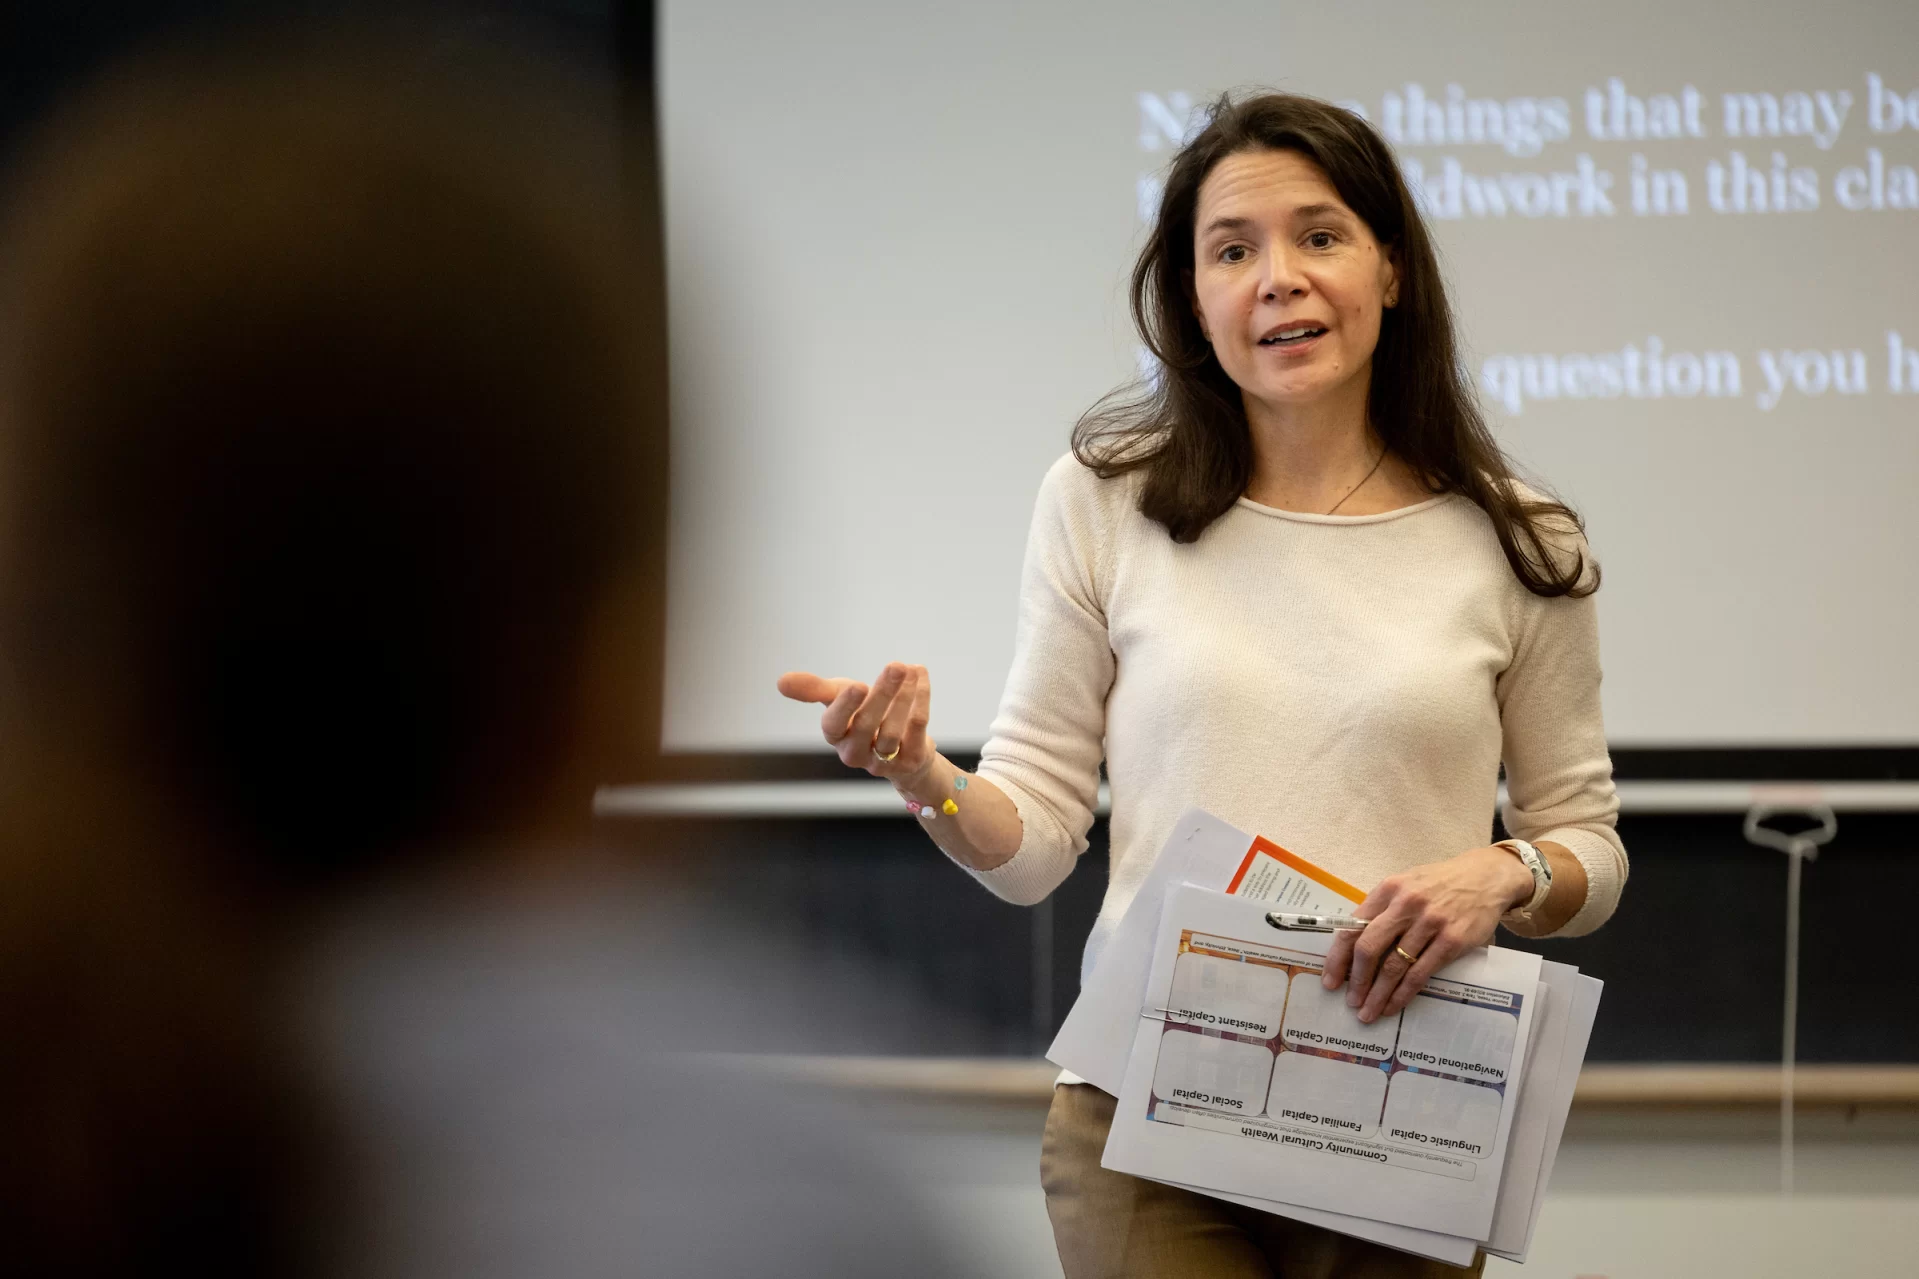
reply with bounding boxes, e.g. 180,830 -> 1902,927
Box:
969,454 -> 1627,985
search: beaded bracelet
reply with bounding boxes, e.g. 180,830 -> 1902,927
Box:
905,772 -> 966,820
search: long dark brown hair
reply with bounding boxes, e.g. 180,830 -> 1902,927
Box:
1073,91 -> 1596,598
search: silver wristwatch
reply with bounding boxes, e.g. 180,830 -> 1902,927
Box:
1498,838 -> 1553,919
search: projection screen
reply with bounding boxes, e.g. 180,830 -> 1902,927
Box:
659,0 -> 1919,752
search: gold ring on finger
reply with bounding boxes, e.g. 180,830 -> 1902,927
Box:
874,742 -> 901,763
1394,945 -> 1419,964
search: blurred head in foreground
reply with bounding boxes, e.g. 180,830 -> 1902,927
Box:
0,37 -> 662,1274
0,40 -> 660,883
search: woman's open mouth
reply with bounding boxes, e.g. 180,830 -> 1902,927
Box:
1258,325 -> 1327,350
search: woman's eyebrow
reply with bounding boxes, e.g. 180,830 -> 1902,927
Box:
1198,214 -> 1256,239
1200,205 -> 1354,240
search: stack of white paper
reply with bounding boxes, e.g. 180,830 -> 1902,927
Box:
1048,809 -> 1603,1266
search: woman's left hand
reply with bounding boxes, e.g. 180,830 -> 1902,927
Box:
1319,846 -> 1534,1024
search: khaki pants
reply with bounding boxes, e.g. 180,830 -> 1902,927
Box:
1040,1084 -> 1487,1279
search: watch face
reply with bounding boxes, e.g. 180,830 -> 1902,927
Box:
1512,840 -> 1550,890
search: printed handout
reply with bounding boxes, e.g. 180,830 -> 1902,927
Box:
1102,885 -> 1541,1241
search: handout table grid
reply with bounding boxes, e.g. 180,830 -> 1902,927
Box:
1145,928 -> 1522,1179
1103,883 -> 1541,1243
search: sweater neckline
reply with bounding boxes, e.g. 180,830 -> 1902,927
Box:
1233,491 -> 1456,525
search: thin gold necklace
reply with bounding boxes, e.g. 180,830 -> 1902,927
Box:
1325,448 -> 1387,516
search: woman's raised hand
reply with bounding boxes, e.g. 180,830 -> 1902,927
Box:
777,663 -> 935,782
778,664 -> 1025,874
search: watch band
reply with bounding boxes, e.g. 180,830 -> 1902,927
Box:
1498,838 -> 1553,917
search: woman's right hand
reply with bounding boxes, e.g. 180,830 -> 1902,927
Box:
777,663 -> 935,783
779,663 -> 1023,873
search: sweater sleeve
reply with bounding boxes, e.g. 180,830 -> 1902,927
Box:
966,456 -> 1116,906
1495,540 -> 1629,937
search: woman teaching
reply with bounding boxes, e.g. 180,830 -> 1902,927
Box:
779,92 -> 1625,1278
